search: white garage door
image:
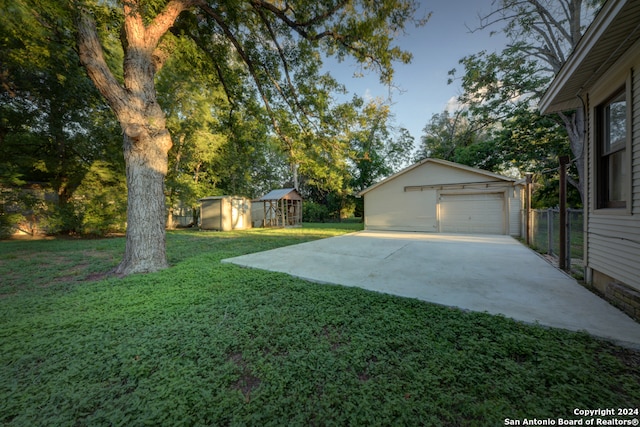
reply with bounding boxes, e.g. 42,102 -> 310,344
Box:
439,193 -> 505,234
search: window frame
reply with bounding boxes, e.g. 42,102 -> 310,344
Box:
595,83 -> 631,210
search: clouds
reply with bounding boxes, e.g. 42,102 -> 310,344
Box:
324,0 -> 508,142
445,96 -> 464,114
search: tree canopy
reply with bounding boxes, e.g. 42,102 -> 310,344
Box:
0,0 -> 125,234
1,0 -> 424,274
428,0 -> 603,206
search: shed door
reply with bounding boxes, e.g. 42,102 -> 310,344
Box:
439,193 -> 505,234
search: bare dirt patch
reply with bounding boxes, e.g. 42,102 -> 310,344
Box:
1,248 -> 119,293
228,352 -> 261,402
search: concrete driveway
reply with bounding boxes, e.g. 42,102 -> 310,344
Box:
223,230 -> 640,348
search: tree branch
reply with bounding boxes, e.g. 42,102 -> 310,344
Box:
195,1 -> 294,150
122,0 -> 146,50
253,5 -> 318,130
529,0 -> 572,43
568,0 -> 583,47
146,0 -> 197,48
247,0 -> 383,73
516,43 -> 562,72
75,8 -> 129,115
249,0 -> 349,30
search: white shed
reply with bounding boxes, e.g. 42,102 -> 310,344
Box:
199,196 -> 252,231
357,158 -> 524,236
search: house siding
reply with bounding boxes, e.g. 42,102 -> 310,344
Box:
585,40 -> 640,294
634,64 -> 640,215
588,223 -> 640,286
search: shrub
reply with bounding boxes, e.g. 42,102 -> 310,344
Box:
43,202 -> 83,235
0,188 -> 49,236
0,211 -> 21,238
303,201 -> 330,222
74,161 -> 127,236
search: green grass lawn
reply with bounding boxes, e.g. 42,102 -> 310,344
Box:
1,224 -> 639,426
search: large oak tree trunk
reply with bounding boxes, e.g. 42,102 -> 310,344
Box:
115,124 -> 172,275
107,71 -> 173,274
76,1 -> 191,275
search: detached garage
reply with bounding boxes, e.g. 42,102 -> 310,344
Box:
357,158 -> 524,236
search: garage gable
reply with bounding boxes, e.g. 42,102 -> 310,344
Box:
358,158 -> 516,197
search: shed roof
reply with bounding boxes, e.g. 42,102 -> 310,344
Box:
198,195 -> 250,202
257,188 -> 302,201
540,0 -> 640,114
199,196 -> 226,201
357,158 -> 518,197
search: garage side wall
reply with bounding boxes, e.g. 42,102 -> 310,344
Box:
510,187 -> 524,237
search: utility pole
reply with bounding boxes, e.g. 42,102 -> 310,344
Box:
525,174 -> 532,246
559,156 -> 570,271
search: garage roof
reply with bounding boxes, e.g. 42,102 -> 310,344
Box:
357,158 -> 518,197
539,0 -> 640,114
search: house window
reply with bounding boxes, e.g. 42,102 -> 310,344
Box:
598,87 -> 628,209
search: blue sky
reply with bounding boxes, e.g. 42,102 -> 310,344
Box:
326,0 -> 510,146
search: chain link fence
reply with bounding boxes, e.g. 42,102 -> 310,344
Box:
529,208 -> 584,277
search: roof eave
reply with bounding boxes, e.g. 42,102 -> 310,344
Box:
540,0 -> 631,114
